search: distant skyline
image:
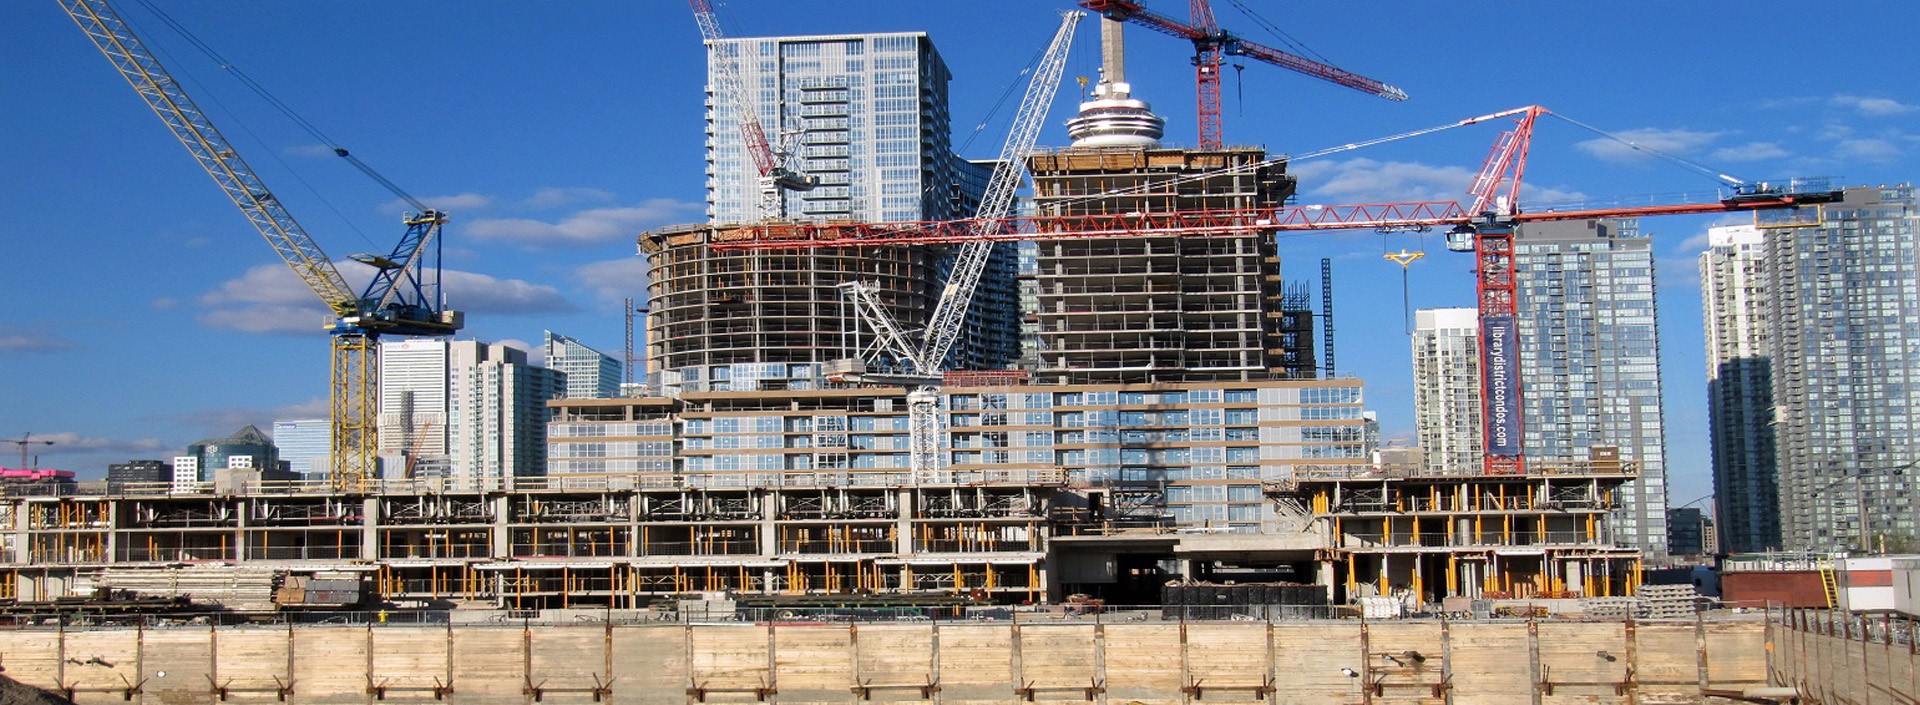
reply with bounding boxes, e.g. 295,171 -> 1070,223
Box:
4,2 -> 1918,508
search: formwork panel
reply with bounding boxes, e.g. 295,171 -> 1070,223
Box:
370,626 -> 452,694
449,627 -> 528,699
1183,622 -> 1269,698
1705,621 -> 1767,688
529,625 -> 611,694
288,628 -> 367,705
1632,623 -> 1700,703
687,624 -> 773,692
773,624 -> 853,700
1102,624 -> 1185,702
931,624 -> 1014,704
851,623 -> 936,695
1446,621 -> 1532,705
57,630 -> 144,703
1015,623 -> 1097,690
1362,621 -> 1448,704
212,626 -> 294,698
1269,624 -> 1366,705
612,625 -> 688,705
1537,621 -> 1627,705
139,628 -> 215,705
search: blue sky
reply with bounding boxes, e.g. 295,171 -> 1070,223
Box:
3,2 -> 1917,506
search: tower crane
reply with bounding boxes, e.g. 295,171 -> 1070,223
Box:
1079,0 -> 1406,149
835,11 -> 1084,483
710,105 -> 1841,477
59,0 -> 462,491
689,0 -> 817,221
6,433 -> 55,471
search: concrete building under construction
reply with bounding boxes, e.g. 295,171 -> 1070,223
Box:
1026,19 -> 1314,383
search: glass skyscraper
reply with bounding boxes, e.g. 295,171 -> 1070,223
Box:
543,331 -> 621,399
1514,219 -> 1669,556
1705,186 -> 1920,552
704,31 -> 975,226
270,419 -> 330,479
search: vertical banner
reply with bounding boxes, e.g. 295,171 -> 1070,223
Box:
1481,315 -> 1523,457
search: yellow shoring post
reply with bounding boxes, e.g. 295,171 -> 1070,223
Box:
1346,553 -> 1357,596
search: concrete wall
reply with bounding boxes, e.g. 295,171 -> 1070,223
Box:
0,617 -> 1771,705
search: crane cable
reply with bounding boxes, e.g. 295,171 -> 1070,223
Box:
131,0 -> 431,214
1038,107 -> 1535,212
1544,113 -> 1747,187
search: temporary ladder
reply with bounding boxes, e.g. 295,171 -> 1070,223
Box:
1818,560 -> 1840,609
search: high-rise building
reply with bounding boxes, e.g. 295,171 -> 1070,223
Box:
704,32 -> 970,226
1514,219 -> 1669,556
182,425 -> 281,481
380,340 -> 566,483
270,419 -> 331,479
1704,186 -> 1920,552
1411,308 -> 1483,475
543,331 -> 621,399
1699,224 -> 1779,553
650,30 -> 1019,396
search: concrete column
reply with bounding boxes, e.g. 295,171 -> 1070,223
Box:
233,497 -> 248,562
896,488 -> 915,553
490,495 -> 511,558
362,497 -> 381,560
760,489 -> 779,555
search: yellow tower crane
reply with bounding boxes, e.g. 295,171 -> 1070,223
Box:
58,0 -> 462,491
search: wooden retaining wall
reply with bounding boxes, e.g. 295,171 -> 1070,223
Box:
1771,608 -> 1920,704
0,617 -> 1772,705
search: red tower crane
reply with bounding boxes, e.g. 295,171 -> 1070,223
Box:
1079,0 -> 1406,149
689,0 -> 816,221
706,105 -> 1842,477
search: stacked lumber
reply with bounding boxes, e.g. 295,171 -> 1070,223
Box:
78,566 -> 281,612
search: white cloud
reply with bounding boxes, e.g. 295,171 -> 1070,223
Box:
287,144 -> 337,158
574,256 -> 652,305
442,270 -> 576,315
1675,215 -> 1754,252
1835,138 -> 1905,163
196,262 -> 574,334
1830,94 -> 1917,117
1574,128 -> 1724,163
24,431 -> 173,456
1292,158 -> 1583,207
150,297 -> 182,310
0,326 -> 75,353
466,199 -> 702,247
1708,142 -> 1790,162
523,187 -> 617,209
382,192 -> 494,215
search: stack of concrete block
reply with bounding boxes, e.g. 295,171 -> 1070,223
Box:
1634,584 -> 1702,619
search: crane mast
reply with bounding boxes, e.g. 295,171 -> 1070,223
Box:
60,0 -> 461,491
839,11 -> 1083,483
689,0 -> 816,221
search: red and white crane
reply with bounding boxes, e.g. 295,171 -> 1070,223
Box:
710,105 -> 1841,477
689,0 -> 816,221
1079,0 -> 1406,149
